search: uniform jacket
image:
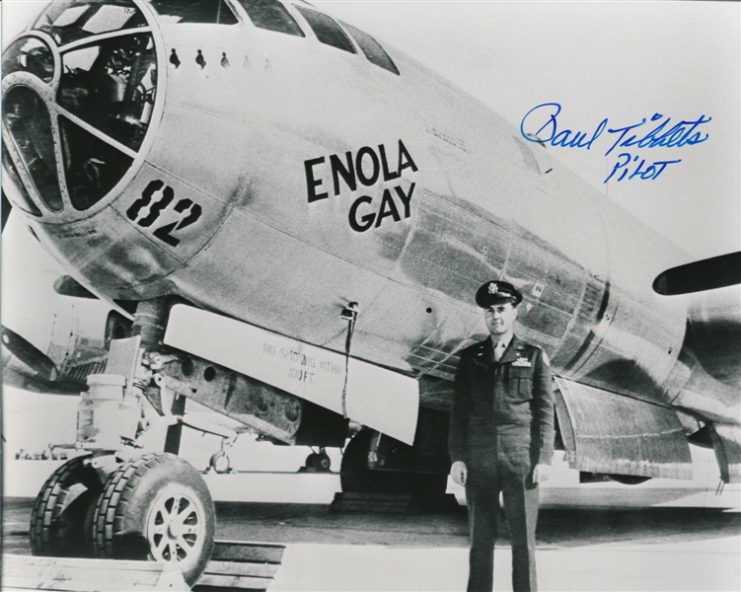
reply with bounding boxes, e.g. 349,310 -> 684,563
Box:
448,335 -> 555,469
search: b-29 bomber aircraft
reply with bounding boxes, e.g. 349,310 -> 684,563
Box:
2,0 -> 740,584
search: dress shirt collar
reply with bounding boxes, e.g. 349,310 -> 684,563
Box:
491,332 -> 513,352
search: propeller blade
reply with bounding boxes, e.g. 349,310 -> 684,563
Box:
54,275 -> 97,299
1,326 -> 58,382
653,252 -> 741,295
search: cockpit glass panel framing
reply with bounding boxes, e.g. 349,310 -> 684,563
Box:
4,2 -> 162,217
2,37 -> 55,83
295,7 -> 355,53
149,0 -> 238,25
3,86 -> 64,212
2,145 -> 42,216
59,117 -> 134,211
33,1 -> 146,46
342,22 -> 399,75
237,0 -> 305,36
58,33 -> 156,152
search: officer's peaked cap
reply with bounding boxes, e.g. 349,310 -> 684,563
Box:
475,280 -> 523,307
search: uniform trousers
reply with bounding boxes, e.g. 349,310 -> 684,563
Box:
465,439 -> 540,592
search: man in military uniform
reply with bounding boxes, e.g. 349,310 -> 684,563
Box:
449,280 -> 555,592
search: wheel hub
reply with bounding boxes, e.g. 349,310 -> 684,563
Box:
147,493 -> 203,563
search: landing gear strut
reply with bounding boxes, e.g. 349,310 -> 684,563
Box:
29,299 -> 217,586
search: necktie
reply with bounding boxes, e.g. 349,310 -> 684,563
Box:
494,340 -> 506,362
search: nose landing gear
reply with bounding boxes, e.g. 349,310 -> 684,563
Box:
28,300 -> 218,587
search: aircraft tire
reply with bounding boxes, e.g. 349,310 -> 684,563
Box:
340,429 -> 447,497
608,474 -> 651,485
92,452 -> 215,586
30,454 -> 101,557
303,450 -> 331,472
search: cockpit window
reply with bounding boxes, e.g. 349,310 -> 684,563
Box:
2,37 -> 55,83
4,2 -> 158,216
59,118 -> 133,211
58,33 -> 156,152
341,22 -> 399,75
237,0 -> 304,37
33,1 -> 146,46
295,7 -> 356,54
1,145 -> 42,216
83,4 -> 142,34
149,0 -> 238,25
3,87 -> 64,212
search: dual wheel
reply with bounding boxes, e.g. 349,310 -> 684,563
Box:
30,453 -> 214,586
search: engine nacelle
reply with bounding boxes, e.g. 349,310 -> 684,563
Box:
686,285 -> 741,387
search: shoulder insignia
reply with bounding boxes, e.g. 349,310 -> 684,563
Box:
470,341 -> 487,358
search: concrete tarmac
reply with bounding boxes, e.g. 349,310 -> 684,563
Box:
3,497 -> 740,591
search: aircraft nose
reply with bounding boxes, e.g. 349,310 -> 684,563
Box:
1,1 -> 160,220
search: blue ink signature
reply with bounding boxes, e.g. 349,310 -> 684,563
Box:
520,103 -> 608,150
604,152 -> 682,183
519,102 -> 710,183
520,102 -> 711,156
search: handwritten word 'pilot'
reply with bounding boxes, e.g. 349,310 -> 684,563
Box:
604,153 -> 682,183
304,140 -> 418,232
519,102 -> 711,183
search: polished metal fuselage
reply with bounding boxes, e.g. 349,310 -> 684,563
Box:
5,3 -> 738,424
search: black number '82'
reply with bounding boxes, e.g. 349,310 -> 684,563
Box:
126,180 -> 202,247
